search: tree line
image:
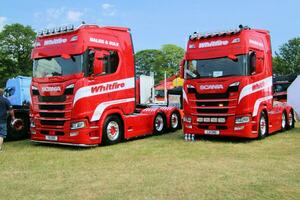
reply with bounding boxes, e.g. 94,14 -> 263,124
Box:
0,23 -> 299,86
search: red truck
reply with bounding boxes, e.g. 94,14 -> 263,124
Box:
30,24 -> 181,146
181,25 -> 295,139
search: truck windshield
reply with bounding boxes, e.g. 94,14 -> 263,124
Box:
185,55 -> 249,79
33,54 -> 83,78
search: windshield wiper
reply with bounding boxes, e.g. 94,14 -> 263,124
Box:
215,74 -> 240,78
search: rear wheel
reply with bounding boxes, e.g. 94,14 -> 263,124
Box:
102,115 -> 123,145
287,110 -> 295,129
169,111 -> 181,131
258,111 -> 268,140
281,112 -> 287,132
153,113 -> 166,134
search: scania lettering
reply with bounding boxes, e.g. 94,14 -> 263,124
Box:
180,25 -> 295,139
30,24 -> 181,146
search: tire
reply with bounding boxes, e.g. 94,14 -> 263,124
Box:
102,115 -> 123,145
153,113 -> 166,134
287,110 -> 295,130
169,111 -> 181,131
280,111 -> 288,132
6,112 -> 30,141
258,111 -> 268,140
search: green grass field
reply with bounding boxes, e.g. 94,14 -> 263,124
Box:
0,124 -> 299,200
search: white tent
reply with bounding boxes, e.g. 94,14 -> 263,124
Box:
287,75 -> 300,120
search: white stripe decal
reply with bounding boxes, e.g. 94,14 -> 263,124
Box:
73,77 -> 134,105
182,88 -> 188,103
91,98 -> 135,121
238,76 -> 272,103
253,95 -> 273,117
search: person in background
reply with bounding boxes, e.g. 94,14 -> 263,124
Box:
0,88 -> 15,151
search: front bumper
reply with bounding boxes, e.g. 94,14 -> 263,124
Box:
30,125 -> 101,146
183,120 -> 258,138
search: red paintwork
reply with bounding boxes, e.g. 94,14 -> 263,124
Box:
30,25 -> 179,146
182,27 -> 293,138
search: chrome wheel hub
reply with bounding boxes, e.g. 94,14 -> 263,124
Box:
155,115 -> 164,132
107,121 -> 119,141
171,113 -> 179,129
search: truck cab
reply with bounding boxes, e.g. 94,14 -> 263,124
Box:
30,24 -> 181,146
181,26 -> 294,139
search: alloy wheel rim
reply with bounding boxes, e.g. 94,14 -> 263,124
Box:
282,113 -> 286,129
260,115 -> 267,136
155,115 -> 164,132
107,121 -> 119,141
171,113 -> 179,128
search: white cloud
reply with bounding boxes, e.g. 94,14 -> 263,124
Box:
67,10 -> 83,22
101,3 -> 117,16
0,16 -> 7,31
46,8 -> 66,21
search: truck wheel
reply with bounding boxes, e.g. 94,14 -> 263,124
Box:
6,113 -> 29,141
153,113 -> 166,134
258,111 -> 268,140
287,110 -> 295,129
102,115 -> 123,145
169,111 -> 181,131
281,112 -> 287,132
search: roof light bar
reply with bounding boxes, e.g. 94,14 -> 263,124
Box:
37,24 -> 76,37
189,25 -> 251,40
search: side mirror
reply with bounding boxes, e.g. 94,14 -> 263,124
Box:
179,60 -> 185,79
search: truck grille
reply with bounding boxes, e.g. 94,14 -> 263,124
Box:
40,120 -> 65,126
39,112 -> 65,118
39,105 -> 66,110
38,95 -> 66,102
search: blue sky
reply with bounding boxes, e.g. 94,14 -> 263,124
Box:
0,0 -> 299,53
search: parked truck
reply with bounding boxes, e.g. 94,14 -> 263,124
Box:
180,25 -> 295,139
4,76 -> 31,140
30,24 -> 181,146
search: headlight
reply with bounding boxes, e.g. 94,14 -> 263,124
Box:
71,121 -> 85,130
183,116 -> 192,123
229,82 -> 240,87
235,116 -> 250,124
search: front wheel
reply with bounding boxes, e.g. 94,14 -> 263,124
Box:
102,115 -> 123,145
258,111 -> 268,140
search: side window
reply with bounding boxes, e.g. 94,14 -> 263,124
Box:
88,49 -> 119,76
103,51 -> 119,74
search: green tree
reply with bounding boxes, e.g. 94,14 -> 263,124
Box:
161,44 -> 185,76
135,49 -> 165,82
273,37 -> 300,75
135,44 -> 184,83
0,23 -> 35,86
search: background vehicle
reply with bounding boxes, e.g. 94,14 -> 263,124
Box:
180,25 -> 295,139
30,24 -> 181,146
4,76 -> 31,140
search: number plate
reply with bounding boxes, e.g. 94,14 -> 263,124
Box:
204,130 -> 220,135
45,135 -> 58,141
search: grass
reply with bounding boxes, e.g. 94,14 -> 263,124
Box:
0,124 -> 299,200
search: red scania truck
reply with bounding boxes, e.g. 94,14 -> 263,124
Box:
30,24 -> 181,146
181,25 -> 295,139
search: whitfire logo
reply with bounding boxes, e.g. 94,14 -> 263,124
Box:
44,38 -> 67,46
200,85 -> 224,90
199,40 -> 229,48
